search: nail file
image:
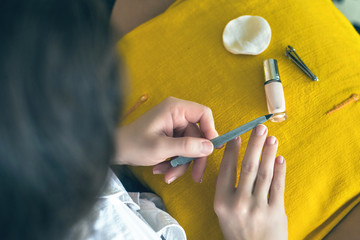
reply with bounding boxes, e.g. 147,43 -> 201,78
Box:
170,114 -> 273,167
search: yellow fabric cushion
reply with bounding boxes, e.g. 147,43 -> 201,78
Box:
117,0 -> 360,239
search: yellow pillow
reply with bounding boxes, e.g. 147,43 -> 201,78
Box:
117,0 -> 360,239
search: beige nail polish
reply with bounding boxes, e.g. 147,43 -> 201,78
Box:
263,59 -> 287,122
167,177 -> 176,184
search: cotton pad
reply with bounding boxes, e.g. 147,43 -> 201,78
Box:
223,15 -> 271,55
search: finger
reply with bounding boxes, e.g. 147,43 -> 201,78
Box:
215,137 -> 241,197
192,157 -> 207,183
158,135 -> 214,159
184,123 -> 203,138
153,161 -> 172,175
253,136 -> 278,203
183,123 -> 208,183
165,97 -> 219,140
236,124 -> 268,197
164,162 -> 190,184
269,156 -> 286,207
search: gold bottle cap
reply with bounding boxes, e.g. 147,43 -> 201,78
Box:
263,59 -> 280,83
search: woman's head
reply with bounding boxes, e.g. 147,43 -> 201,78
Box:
0,0 -> 121,239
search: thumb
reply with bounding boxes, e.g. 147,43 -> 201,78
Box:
159,136 -> 214,158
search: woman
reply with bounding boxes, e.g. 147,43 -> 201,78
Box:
0,0 -> 287,239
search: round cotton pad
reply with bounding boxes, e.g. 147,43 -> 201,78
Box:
223,15 -> 271,55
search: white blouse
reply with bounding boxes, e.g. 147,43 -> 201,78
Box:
67,170 -> 186,240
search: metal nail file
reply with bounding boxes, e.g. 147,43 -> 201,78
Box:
170,114 -> 273,167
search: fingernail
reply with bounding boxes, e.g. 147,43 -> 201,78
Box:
266,136 -> 277,145
201,141 -> 213,154
167,177 -> 176,184
153,169 -> 161,175
255,124 -> 267,135
198,175 -> 204,183
276,156 -> 284,164
216,144 -> 224,149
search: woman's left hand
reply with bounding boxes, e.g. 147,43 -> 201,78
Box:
114,97 -> 219,184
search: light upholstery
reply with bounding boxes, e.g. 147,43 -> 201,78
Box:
117,0 -> 360,239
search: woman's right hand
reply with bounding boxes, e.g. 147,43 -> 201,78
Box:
214,124 -> 288,240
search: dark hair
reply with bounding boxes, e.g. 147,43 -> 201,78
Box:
0,0 -> 121,239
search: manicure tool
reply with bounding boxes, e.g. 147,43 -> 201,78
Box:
170,114 -> 273,167
285,45 -> 318,81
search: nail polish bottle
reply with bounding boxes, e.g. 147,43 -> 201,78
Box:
263,59 -> 287,122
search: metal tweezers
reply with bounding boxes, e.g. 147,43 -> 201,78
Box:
285,45 -> 318,81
